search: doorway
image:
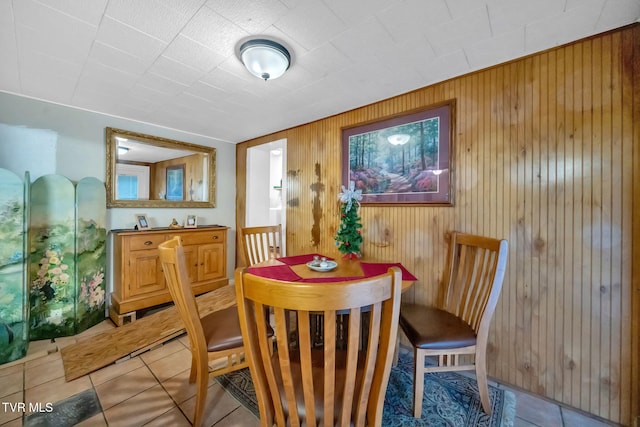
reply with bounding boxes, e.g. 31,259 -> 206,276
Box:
246,139 -> 286,255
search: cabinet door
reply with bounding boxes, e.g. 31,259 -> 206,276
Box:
197,243 -> 225,282
182,245 -> 199,284
127,249 -> 165,298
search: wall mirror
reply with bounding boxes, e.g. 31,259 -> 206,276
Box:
105,127 -> 216,208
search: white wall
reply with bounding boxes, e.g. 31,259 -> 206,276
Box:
0,92 -> 237,288
246,147 -> 271,227
0,124 -> 57,178
245,139 -> 286,255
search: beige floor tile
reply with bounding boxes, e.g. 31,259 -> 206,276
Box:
143,406 -> 191,426
0,417 -> 23,427
562,407 -> 616,426
103,384 -> 175,427
89,356 -> 145,386
180,383 -> 240,426
24,375 -> 92,412
95,366 -> 158,410
178,334 -> 190,348
140,339 -> 186,365
25,339 -> 56,358
75,412 -> 108,427
0,363 -> 22,378
146,347 -> 192,383
161,368 -> 215,405
0,369 -> 23,398
24,348 -> 60,369
0,391 -> 23,425
214,406 -> 260,427
512,389 -> 563,426
24,354 -> 65,389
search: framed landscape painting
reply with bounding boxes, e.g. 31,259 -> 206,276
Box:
342,101 -> 454,206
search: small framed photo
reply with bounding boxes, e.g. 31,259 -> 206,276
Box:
135,214 -> 151,230
184,214 -> 198,228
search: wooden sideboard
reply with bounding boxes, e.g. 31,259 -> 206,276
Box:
109,226 -> 228,325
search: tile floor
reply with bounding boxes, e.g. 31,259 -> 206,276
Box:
0,320 -> 618,427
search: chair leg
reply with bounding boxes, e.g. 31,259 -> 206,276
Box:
192,361 -> 209,427
392,334 -> 400,366
413,348 -> 425,418
475,356 -> 492,415
188,354 -> 197,383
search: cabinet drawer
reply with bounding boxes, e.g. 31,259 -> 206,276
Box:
127,234 -> 166,251
175,230 -> 225,246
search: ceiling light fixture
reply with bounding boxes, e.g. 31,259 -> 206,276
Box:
240,39 -> 291,81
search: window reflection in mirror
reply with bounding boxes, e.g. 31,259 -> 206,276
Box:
116,164 -> 148,200
106,128 -> 216,208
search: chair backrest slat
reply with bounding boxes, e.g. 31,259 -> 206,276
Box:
298,310 -> 317,426
240,225 -> 283,266
340,307 -> 360,424
158,237 -> 206,358
441,233 -> 509,333
236,267 -> 402,427
323,309 -> 336,427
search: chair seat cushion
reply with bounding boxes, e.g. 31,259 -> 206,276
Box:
399,304 -> 476,350
202,306 -> 274,352
201,306 -> 245,352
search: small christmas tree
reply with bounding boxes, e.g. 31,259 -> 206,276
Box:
334,182 -> 363,259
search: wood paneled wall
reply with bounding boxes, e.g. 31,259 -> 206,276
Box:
153,153 -> 206,201
236,25 -> 640,425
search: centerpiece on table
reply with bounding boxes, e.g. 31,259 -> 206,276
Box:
334,181 -> 363,259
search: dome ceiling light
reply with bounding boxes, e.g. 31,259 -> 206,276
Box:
239,39 -> 291,81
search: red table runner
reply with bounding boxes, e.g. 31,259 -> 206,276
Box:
275,253 -> 333,265
247,265 -> 302,281
248,256 -> 417,283
359,262 -> 418,281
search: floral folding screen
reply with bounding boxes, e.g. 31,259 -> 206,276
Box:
29,175 -> 107,340
0,169 -> 107,364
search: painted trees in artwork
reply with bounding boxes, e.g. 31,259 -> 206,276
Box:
348,116 -> 442,195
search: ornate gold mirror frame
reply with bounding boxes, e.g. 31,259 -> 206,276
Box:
105,127 -> 216,208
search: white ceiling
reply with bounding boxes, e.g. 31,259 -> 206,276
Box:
1,0 -> 638,145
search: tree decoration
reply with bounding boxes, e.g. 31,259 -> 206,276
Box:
334,181 -> 363,259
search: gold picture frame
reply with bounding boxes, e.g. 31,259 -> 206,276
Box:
342,100 -> 454,206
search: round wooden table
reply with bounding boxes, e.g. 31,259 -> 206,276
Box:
247,254 -> 416,352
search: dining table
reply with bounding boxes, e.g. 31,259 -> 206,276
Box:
245,253 -> 417,351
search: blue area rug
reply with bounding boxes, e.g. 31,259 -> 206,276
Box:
217,352 -> 515,426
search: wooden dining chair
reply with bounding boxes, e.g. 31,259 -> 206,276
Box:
235,266 -> 403,427
158,236 -> 248,427
399,232 -> 508,418
239,224 -> 283,266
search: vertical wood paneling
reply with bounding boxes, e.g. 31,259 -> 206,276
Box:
236,25 -> 639,425
629,22 -> 640,427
